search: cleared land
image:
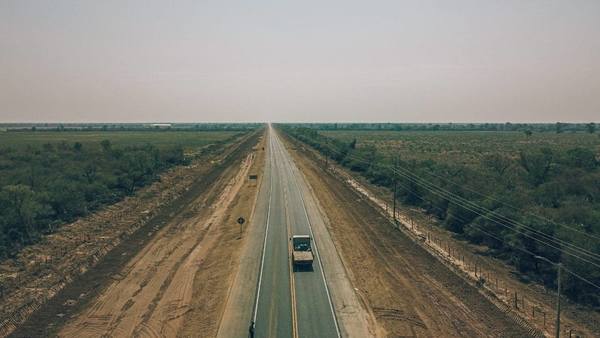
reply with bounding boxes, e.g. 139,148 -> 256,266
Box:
2,129 -> 261,337
177,134 -> 266,337
58,140 -> 257,337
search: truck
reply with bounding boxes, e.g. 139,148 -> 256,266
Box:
291,235 -> 314,268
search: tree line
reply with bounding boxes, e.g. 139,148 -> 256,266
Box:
1,123 -> 262,132
282,126 -> 600,307
0,140 -> 187,259
284,122 -> 598,133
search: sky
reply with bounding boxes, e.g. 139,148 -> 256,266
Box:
1,0 -> 599,123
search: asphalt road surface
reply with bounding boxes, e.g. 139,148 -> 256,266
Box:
253,126 -> 339,338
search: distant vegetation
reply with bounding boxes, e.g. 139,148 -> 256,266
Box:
280,124 -> 600,306
0,129 -> 245,259
284,122 -> 597,133
0,122 -> 261,132
0,130 -> 240,151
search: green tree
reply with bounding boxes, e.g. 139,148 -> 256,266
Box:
482,153 -> 512,176
349,138 -> 357,149
100,139 -> 112,152
46,180 -> 86,220
73,142 -> 83,152
0,185 -> 42,243
83,162 -> 97,183
519,149 -> 554,186
118,152 -> 153,194
564,147 -> 597,169
586,122 -> 596,134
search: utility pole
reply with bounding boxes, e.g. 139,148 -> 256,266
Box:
392,156 -> 398,222
392,180 -> 397,222
535,256 -> 562,338
556,263 -> 562,338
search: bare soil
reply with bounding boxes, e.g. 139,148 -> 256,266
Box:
285,137 -> 534,338
177,135 -> 266,337
5,131 -> 261,338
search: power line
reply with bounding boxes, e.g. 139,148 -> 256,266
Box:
315,138 -> 600,267
322,142 -> 600,263
386,162 -> 600,270
393,178 -> 600,292
317,132 -> 600,242
388,152 -> 600,242
378,155 -> 600,267
387,162 -> 600,263
285,129 -> 600,290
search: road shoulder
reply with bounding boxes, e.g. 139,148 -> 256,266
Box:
217,135 -> 270,338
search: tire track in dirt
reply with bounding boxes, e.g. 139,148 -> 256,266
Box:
58,152 -> 255,338
179,135 -> 267,337
59,198 -> 214,337
141,156 -> 254,337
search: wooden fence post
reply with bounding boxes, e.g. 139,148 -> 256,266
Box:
543,311 -> 546,328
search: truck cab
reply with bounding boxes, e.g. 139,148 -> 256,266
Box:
292,235 -> 314,269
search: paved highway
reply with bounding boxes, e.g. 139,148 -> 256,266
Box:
253,126 -> 339,338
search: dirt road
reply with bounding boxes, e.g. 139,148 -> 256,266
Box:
176,135 -> 266,337
284,135 -> 533,338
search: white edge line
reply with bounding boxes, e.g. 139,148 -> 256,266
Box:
252,132 -> 274,324
274,131 -> 342,338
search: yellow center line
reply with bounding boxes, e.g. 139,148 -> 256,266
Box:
281,139 -> 299,338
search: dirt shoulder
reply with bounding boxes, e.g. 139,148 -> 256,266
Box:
177,132 -> 266,337
282,135 -> 534,338
217,133 -> 270,338
5,130 -> 261,338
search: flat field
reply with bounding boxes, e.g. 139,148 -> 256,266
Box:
0,130 -> 240,151
321,130 -> 600,164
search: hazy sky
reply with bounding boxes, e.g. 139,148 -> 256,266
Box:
1,1 -> 599,123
